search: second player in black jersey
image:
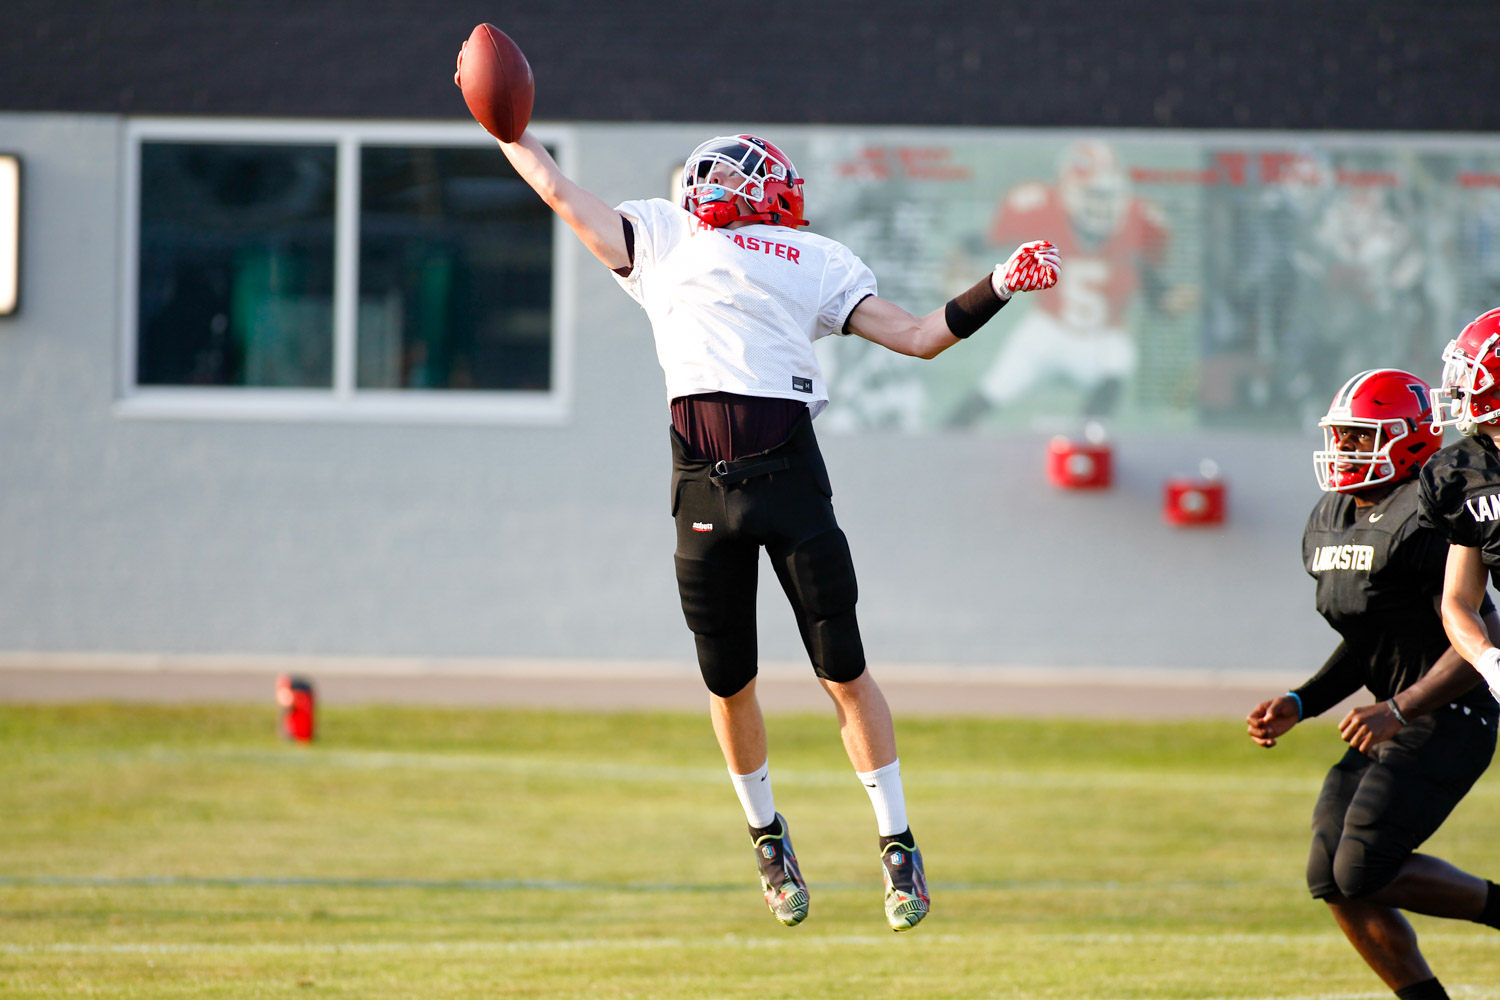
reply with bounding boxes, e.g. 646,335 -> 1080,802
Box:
1421,306 -> 1500,701
1248,368 -> 1500,1000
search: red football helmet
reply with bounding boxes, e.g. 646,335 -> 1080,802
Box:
1314,368 -> 1442,493
1433,307 -> 1500,432
679,134 -> 808,229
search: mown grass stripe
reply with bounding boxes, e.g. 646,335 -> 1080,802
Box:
1,931 -> 1490,955
15,746 -> 1350,795
0,874 -> 1299,893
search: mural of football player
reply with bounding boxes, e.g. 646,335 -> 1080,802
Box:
949,140 -> 1194,426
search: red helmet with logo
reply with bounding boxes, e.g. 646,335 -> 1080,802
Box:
1314,368 -> 1443,493
1433,307 -> 1500,433
679,134 -> 808,229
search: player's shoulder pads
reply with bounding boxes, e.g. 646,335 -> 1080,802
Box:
1362,476 -> 1423,538
1418,435 -> 1500,546
1305,489 -> 1355,537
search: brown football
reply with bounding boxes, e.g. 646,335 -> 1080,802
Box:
457,23 -> 534,143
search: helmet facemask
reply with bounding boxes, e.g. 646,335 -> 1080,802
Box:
1433,334 -> 1500,435
679,135 -> 807,229
1314,419 -> 1408,492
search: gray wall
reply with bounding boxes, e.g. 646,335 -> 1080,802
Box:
0,113 -> 1335,674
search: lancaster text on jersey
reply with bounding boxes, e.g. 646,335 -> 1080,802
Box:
1311,544 -> 1376,572
1466,494 -> 1500,522
716,228 -> 802,263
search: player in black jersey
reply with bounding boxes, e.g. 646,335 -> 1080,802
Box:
1422,306 -> 1500,703
1247,368 -> 1500,1000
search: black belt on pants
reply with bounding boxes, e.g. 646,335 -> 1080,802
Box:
710,455 -> 790,486
670,411 -> 831,496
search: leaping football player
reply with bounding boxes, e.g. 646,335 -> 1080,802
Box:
1247,368 -> 1500,1000
459,48 -> 1060,933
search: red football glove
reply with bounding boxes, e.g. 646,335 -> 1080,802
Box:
993,239 -> 1061,299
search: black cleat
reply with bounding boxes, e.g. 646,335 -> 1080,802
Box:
751,813 -> 809,927
880,833 -> 929,932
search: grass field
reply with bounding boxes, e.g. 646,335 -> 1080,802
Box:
3,703 -> 1499,999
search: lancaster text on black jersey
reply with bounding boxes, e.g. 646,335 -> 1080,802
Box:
1298,477 -> 1496,717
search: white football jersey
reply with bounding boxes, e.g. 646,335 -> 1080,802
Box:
612,198 -> 876,418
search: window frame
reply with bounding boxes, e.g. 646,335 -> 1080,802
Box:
118,117 -> 575,424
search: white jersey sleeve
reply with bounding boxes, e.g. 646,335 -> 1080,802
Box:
611,198 -> 682,306
818,244 -> 878,337
608,197 -> 878,418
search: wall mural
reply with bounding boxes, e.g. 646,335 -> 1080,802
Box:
798,133 -> 1500,434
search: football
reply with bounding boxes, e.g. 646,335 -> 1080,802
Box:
457,23 -> 534,143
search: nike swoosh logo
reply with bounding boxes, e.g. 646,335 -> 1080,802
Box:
863,783 -> 877,788
1369,512 -> 1384,522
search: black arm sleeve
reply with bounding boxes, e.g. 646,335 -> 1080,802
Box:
943,274 -> 1007,339
1293,641 -> 1366,719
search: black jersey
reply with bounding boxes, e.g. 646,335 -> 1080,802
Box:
1418,432 -> 1500,582
1296,478 -> 1493,717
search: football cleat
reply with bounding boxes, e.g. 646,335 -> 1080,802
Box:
880,835 -> 930,932
751,813 -> 809,927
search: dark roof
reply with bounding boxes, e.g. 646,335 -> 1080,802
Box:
3,0 -> 1497,131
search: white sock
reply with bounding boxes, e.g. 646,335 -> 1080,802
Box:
729,760 -> 777,830
856,759 -> 908,837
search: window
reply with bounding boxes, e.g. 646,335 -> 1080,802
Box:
121,120 -> 571,422
137,142 -> 336,387
358,145 -> 553,392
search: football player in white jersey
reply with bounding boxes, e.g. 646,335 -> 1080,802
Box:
485,119 -> 1057,931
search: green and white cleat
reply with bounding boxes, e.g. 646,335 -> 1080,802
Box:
752,813 -> 809,927
880,835 -> 929,932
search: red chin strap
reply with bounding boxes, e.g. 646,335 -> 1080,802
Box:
693,199 -> 742,228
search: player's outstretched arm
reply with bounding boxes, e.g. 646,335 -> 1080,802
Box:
847,240 -> 1060,359
1441,544 -> 1500,694
492,132 -> 630,271
845,295 -> 959,359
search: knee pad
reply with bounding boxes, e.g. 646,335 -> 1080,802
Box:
786,529 -> 858,619
1305,795 -> 1346,899
675,552 -> 759,698
782,530 -> 864,683
808,612 -> 865,683
1331,836 -> 1401,901
1305,841 -> 1337,899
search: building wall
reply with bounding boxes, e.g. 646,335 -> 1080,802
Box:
3,1 -> 1498,132
0,112 -> 1337,673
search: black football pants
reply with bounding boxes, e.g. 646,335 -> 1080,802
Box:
669,415 -> 866,698
1306,700 -> 1497,900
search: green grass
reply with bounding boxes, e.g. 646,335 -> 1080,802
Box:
3,703 -> 1499,998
